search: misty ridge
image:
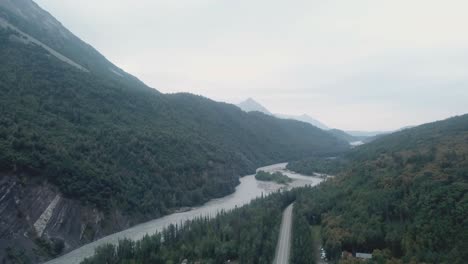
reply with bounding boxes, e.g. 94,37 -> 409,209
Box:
0,1 -> 467,264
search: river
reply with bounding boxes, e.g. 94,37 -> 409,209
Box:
45,163 -> 322,264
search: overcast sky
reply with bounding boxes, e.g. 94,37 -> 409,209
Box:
35,0 -> 468,131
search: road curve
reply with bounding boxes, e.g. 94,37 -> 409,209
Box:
273,203 -> 294,264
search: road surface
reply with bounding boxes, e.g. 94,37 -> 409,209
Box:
273,203 -> 294,264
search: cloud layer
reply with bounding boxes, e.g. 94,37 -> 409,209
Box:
35,0 -> 468,130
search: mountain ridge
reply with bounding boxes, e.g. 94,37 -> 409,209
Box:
237,98 -> 273,115
288,114 -> 468,262
236,98 -> 330,130
0,1 -> 349,262
276,113 -> 329,130
0,0 -> 148,90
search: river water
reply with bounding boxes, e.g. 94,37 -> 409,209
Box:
45,163 -> 322,264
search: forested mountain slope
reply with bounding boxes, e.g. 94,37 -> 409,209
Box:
0,0 -> 146,89
0,27 -> 347,215
0,0 -> 348,262
328,129 -> 359,143
82,114 -> 468,264
289,115 -> 468,263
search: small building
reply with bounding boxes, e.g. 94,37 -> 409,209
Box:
356,252 -> 372,259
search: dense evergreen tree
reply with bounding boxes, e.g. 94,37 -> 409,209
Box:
81,192 -> 296,264
0,24 -> 348,220
287,157 -> 348,176
82,116 -> 468,264
255,171 -> 292,184
289,115 -> 468,263
291,202 -> 316,264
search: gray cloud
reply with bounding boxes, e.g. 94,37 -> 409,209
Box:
35,0 -> 468,130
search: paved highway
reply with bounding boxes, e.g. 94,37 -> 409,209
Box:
273,203 -> 294,264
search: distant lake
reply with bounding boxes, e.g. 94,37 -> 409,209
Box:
350,141 -> 364,147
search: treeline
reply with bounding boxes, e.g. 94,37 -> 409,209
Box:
81,191 -> 296,264
255,171 -> 292,184
287,157 -> 348,176
0,24 -> 348,221
291,198 -> 316,264
288,115 -> 468,263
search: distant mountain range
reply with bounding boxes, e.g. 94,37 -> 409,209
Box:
237,98 -> 273,115
346,125 -> 415,138
344,130 -> 389,137
275,114 -> 329,130
236,98 -> 413,143
237,98 -> 329,130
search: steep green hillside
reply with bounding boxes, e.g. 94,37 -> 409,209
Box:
0,3 -> 348,260
328,129 -> 358,143
0,6 -> 347,219
290,115 -> 468,263
79,117 -> 467,264
0,0 -> 146,89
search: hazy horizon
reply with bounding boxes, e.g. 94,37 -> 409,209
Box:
35,0 -> 468,131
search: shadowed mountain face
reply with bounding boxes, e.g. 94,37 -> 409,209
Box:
328,129 -> 358,143
0,0 -> 349,262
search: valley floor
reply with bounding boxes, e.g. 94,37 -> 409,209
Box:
45,163 -> 323,264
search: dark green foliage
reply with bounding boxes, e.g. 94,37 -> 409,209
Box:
291,203 -> 316,264
0,25 -> 348,219
287,157 -> 348,175
81,192 -> 296,264
328,129 -> 358,143
34,238 -> 64,258
5,247 -> 31,264
290,115 -> 468,263
255,170 -> 292,184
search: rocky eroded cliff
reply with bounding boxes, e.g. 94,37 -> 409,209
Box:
0,175 -> 129,263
